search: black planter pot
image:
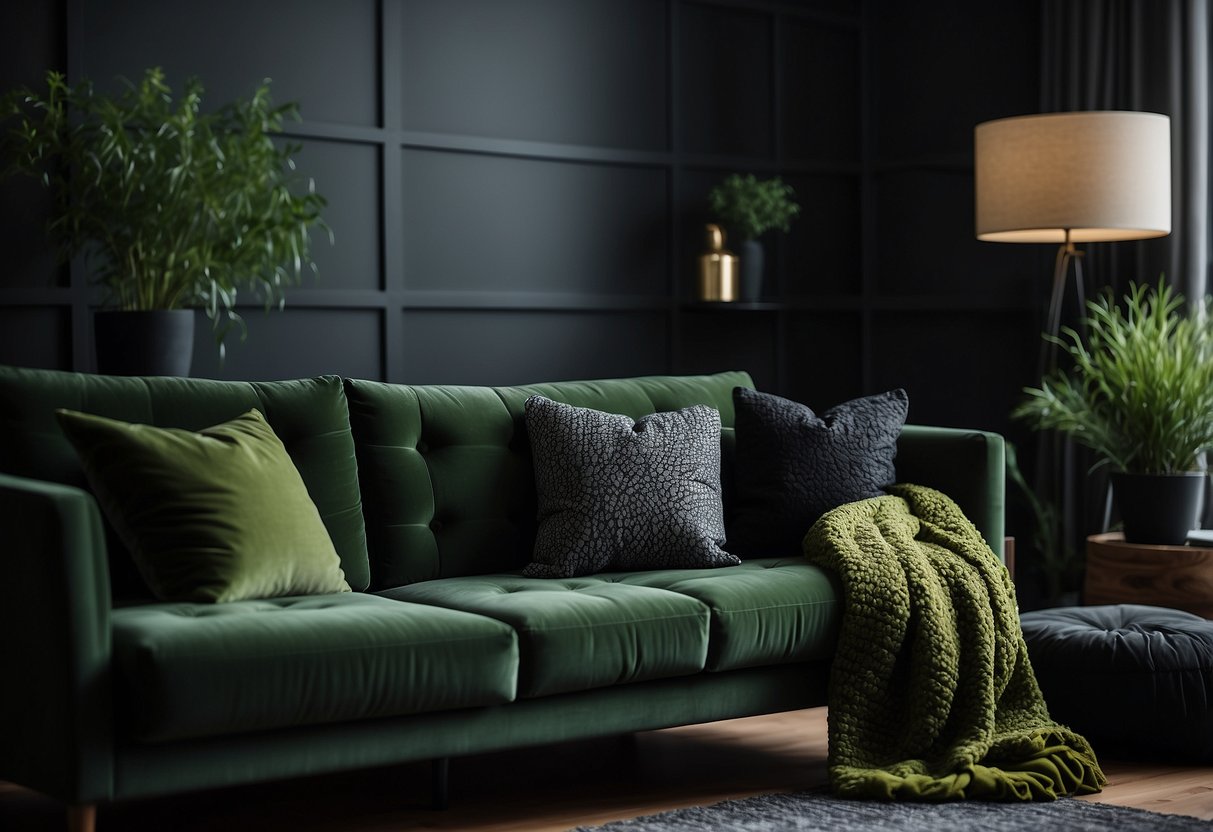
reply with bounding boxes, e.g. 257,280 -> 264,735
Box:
738,239 -> 764,301
1111,471 -> 1206,545
94,309 -> 195,377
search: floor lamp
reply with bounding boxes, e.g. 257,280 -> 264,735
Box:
973,110 -> 1171,577
975,111 -> 1171,370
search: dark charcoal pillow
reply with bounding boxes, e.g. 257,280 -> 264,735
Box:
729,387 -> 908,556
523,395 -> 739,578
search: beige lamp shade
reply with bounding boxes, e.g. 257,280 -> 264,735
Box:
975,111 -> 1171,243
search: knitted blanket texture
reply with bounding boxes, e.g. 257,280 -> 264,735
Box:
802,484 -> 1106,801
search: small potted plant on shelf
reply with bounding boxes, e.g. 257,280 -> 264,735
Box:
708,173 -> 800,302
1014,280 -> 1213,545
0,66 -> 329,376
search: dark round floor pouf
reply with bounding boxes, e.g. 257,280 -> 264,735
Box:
1020,604 -> 1213,763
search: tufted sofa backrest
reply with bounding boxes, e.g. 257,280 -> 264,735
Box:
0,365 -> 371,598
343,371 -> 752,589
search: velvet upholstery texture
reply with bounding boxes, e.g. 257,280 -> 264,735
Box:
0,366 -> 370,593
378,576 -> 710,697
0,365 -> 1011,812
111,663 -> 824,801
111,593 -> 519,742
523,395 -> 736,578
0,472 -> 113,804
604,557 -> 840,671
895,426 -> 1005,558
343,372 -> 751,588
57,408 -> 350,603
729,386 -> 908,556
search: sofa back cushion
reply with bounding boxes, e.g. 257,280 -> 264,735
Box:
0,366 -> 370,597
344,371 -> 752,589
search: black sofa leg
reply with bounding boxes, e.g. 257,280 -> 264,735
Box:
432,757 -> 450,810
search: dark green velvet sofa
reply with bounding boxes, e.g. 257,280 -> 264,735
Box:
0,365 -> 1005,830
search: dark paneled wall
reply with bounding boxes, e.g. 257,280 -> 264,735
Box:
869,0 -> 1046,435
0,0 -> 1044,439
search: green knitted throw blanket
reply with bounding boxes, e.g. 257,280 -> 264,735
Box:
802,484 -> 1106,801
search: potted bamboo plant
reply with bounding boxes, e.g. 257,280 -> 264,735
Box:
708,173 -> 799,302
1014,280 -> 1213,544
0,67 -> 328,375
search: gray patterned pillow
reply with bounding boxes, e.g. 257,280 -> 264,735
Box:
523,395 -> 738,578
729,386 -> 908,556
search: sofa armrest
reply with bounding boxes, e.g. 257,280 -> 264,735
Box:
0,472 -> 113,803
896,426 -> 1006,560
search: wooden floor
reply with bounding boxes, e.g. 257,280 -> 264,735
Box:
2,707 -> 1211,831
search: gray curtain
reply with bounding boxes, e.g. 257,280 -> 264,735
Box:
1042,0 -> 1210,301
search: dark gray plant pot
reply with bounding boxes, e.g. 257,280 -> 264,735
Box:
1111,471 -> 1206,545
94,309 -> 195,377
738,239 -> 764,302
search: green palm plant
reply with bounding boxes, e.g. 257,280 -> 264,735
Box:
0,66 -> 329,357
1014,280 -> 1213,474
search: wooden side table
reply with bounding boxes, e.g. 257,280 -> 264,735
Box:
1085,532 -> 1213,619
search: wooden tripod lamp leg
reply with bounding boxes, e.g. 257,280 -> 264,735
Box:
67,803 -> 96,832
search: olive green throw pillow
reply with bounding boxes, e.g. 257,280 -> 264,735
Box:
56,408 -> 351,603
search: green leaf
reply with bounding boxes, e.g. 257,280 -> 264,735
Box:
1015,279 -> 1213,473
0,66 -> 329,355
707,173 -> 800,241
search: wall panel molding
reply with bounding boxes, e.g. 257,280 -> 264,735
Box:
0,0 -> 1044,442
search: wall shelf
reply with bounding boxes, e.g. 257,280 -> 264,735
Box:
682,301 -> 784,312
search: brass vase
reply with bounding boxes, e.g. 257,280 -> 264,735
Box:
698,224 -> 738,301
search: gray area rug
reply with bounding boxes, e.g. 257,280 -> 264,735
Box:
574,791 -> 1213,831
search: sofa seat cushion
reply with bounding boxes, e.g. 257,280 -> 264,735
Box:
112,593 -> 518,743
378,577 -> 709,697
603,557 -> 841,671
